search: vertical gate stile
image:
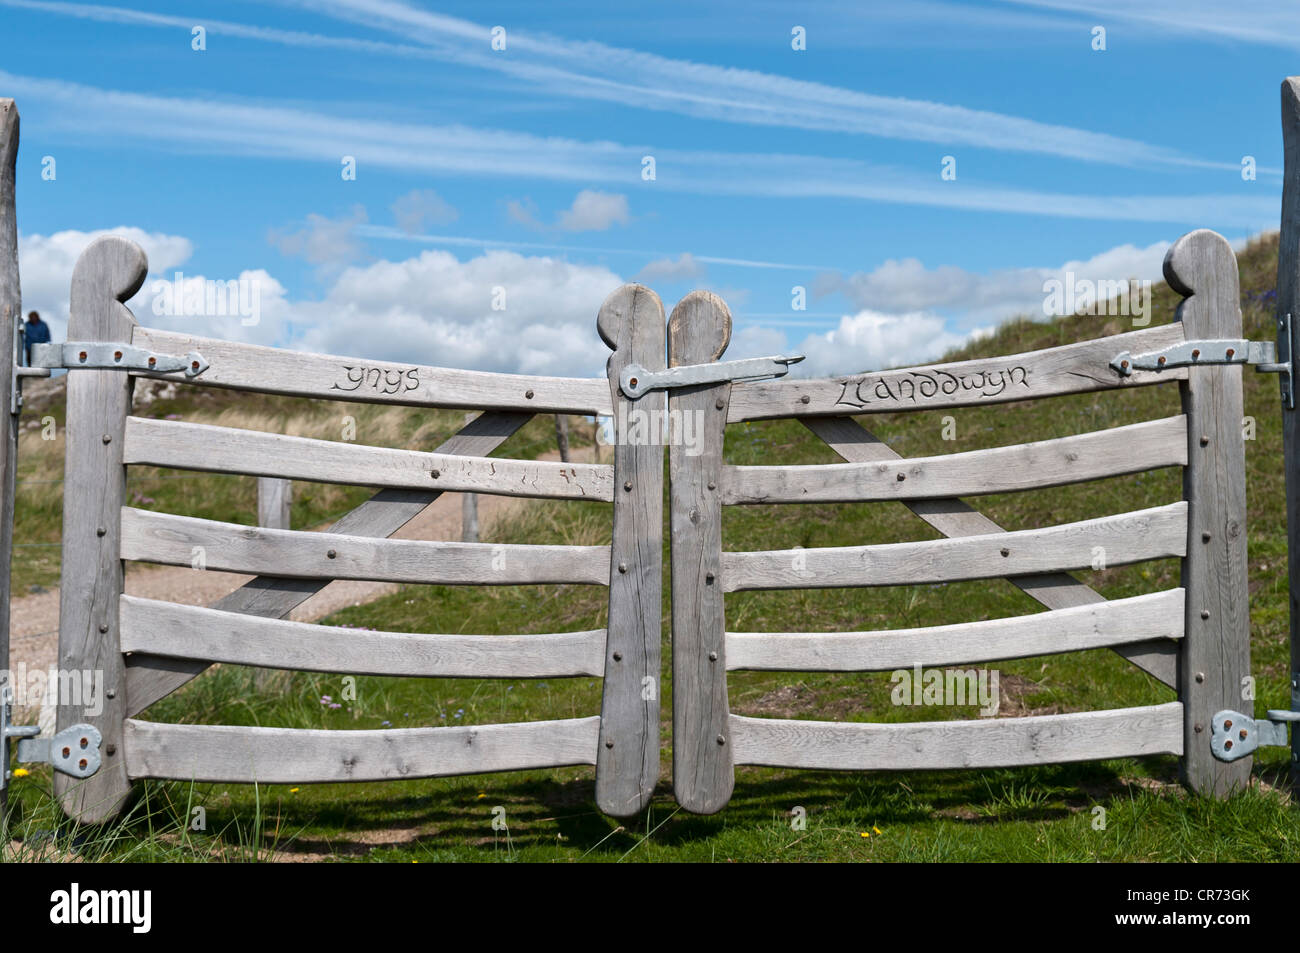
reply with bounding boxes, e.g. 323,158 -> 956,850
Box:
596,283 -> 665,816
0,100 -> 18,825
1165,230 -> 1253,796
56,236 -> 146,822
668,292 -> 734,813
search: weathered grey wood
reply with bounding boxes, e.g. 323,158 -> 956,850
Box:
124,716 -> 601,783
728,323 -> 1187,421
554,413 -> 570,462
595,283 -> 664,817
727,415 -> 1186,504
120,595 -> 605,678
0,100 -> 17,825
729,702 -> 1184,770
723,502 -> 1187,592
131,326 -> 612,415
727,589 -> 1184,671
120,507 -> 609,585
668,291 -> 734,814
1167,229 -> 1252,796
124,410 -> 532,717
1278,76 -> 1300,788
256,477 -> 291,530
124,416 -> 614,501
56,236 -> 148,822
802,415 -> 1178,687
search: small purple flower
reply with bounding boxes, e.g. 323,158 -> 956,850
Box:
381,720 -> 391,728
329,702 -> 341,710
165,413 -> 181,420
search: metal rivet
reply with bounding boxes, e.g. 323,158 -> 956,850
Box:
715,398 -> 725,410
1226,348 -> 1235,359
96,527 -> 106,537
113,350 -> 123,361
1202,531 -> 1212,542
525,389 -> 535,399
190,360 -> 200,372
707,481 -> 716,490
1000,547 -> 1010,557
1194,723 -> 1203,733
1191,349 -> 1200,360
613,652 -> 622,661
624,481 -> 633,491
1239,729 -> 1248,741
605,739 -> 614,749
618,562 -> 627,573
105,690 -> 115,699
101,434 -> 111,444
78,351 -> 88,362
327,549 -> 337,559
896,473 -> 906,482
1157,356 -> 1167,367
716,735 -> 726,746
629,377 -> 638,389
430,469 -> 440,479
706,572 -> 715,584
708,651 -> 718,662
1223,718 -> 1233,729
800,395 -> 811,404
1195,672 -> 1206,683
105,744 -> 116,756
1200,436 -> 1209,447
98,623 -> 108,633
1200,609 -> 1210,620
1120,359 -> 1129,369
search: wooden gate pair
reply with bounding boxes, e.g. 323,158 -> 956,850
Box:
50,225 -> 1252,825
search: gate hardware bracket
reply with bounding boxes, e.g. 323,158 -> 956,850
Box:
0,689 -> 103,792
1110,312 -> 1294,409
29,342 -> 209,378
619,354 -> 805,399
1209,708 -> 1298,762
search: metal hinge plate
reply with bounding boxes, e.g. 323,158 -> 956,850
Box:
620,354 -> 804,399
29,342 -> 209,378
1110,313 -> 1294,408
0,692 -> 103,790
1209,708 -> 1297,762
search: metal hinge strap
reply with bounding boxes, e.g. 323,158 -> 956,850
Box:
30,341 -> 209,377
620,354 -> 804,399
1,689 -> 103,791
1209,708 -> 1297,762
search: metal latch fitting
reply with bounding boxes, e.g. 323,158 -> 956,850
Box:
1209,708 -> 1298,762
1,689 -> 103,791
1110,312 -> 1294,409
620,354 -> 804,399
29,342 -> 209,378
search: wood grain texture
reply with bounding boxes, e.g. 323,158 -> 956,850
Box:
56,236 -> 149,823
1167,229 -> 1253,796
722,502 -> 1187,592
0,99 -> 18,822
727,589 -> 1184,671
726,416 -> 1186,504
728,324 -> 1186,421
130,326 -> 612,415
124,716 -> 601,783
119,506 -> 609,585
125,416 -> 615,501
120,595 -> 606,678
730,702 -> 1184,770
802,416 -> 1178,688
124,410 -> 532,717
256,477 -> 291,529
1278,76 -> 1300,786
668,291 -> 734,814
594,283 -> 664,817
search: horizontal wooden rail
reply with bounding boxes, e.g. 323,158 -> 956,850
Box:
724,416 -> 1187,504
124,717 -> 601,783
727,324 -> 1186,421
120,596 -> 606,678
131,326 -> 613,415
726,589 -> 1184,670
729,702 -> 1184,770
124,417 -> 614,502
722,502 -> 1186,591
120,508 -> 610,585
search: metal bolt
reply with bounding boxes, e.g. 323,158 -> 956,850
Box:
1200,435 -> 1209,447
896,473 -> 905,482
105,744 -> 116,756
709,651 -> 718,662
327,549 -> 337,559
525,389 -> 535,399
612,652 -> 622,661
1200,609 -> 1210,620
101,434 -> 111,444
618,562 -> 627,573
624,481 -> 633,491
800,395 -> 811,404
716,735 -> 726,746
1000,547 -> 1010,557
106,690 -> 115,699
1195,672 -> 1205,683
707,481 -> 716,490
605,739 -> 614,749
715,398 -> 725,410
1194,723 -> 1203,733
96,527 -> 106,537
705,572 -> 715,584
1202,531 -> 1212,542
98,623 -> 108,634
430,469 -> 440,479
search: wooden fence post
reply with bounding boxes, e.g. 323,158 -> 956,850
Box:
595,283 -> 664,816
668,292 -> 734,813
56,236 -> 146,822
1278,76 -> 1300,787
256,477 -> 291,530
1165,229 -> 1252,797
0,99 -> 20,825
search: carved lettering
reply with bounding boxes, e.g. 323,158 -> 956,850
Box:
832,364 -> 1031,409
332,365 -> 422,395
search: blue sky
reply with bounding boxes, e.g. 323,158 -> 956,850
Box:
0,0 -> 1294,377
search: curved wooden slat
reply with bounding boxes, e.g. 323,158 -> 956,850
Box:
124,717 -> 601,783
727,324 -> 1186,421
119,507 -> 610,585
124,416 -> 614,502
724,416 -> 1187,504
726,589 -> 1184,671
729,703 -> 1184,770
721,502 -> 1186,591
120,595 -> 606,678
130,326 -> 612,415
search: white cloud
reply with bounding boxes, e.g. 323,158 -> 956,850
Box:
636,253 -> 704,282
557,191 -> 630,232
268,206 -> 369,274
391,189 -> 458,234
794,310 -> 971,377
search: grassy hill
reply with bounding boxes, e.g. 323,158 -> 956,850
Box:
7,233 -> 1297,861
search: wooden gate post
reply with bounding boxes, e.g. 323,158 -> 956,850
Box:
0,99 -> 20,825
1165,230 -> 1252,796
595,283 -> 665,816
668,292 -> 734,813
1277,76 -> 1300,787
56,236 -> 147,822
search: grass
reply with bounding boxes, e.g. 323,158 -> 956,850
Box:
4,232 -> 1297,861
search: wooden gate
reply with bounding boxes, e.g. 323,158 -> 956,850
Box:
667,230 -> 1253,813
54,236 -> 666,823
